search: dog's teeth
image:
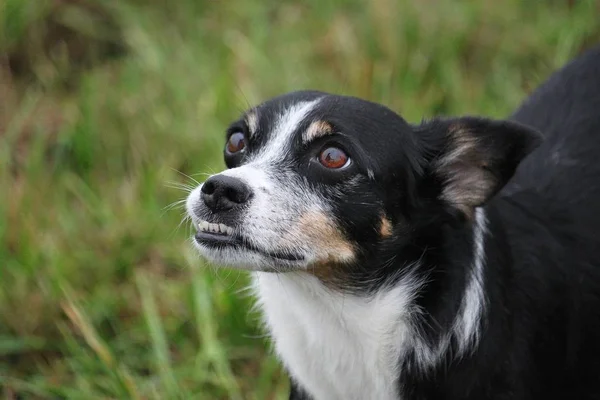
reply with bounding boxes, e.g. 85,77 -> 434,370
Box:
197,220 -> 233,235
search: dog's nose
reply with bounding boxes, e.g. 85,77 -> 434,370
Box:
201,175 -> 253,212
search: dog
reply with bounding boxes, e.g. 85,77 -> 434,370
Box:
185,45 -> 600,399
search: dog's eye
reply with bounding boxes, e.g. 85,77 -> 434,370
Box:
318,147 -> 350,169
226,132 -> 246,155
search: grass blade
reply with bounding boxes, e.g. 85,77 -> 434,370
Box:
61,291 -> 140,399
136,273 -> 181,398
191,270 -> 242,400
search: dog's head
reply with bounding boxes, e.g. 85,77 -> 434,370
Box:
186,91 -> 541,287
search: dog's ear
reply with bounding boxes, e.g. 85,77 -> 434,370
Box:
419,117 -> 543,216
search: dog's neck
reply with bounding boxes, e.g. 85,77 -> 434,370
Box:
253,207 -> 499,399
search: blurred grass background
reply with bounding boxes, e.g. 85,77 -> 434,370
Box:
0,0 -> 599,398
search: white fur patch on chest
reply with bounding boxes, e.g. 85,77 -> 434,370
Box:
253,272 -> 417,400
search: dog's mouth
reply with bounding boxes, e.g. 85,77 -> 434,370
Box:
193,219 -> 305,262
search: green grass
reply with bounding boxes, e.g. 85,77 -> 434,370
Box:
1,0 -> 599,398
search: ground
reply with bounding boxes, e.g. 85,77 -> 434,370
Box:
1,0 -> 599,398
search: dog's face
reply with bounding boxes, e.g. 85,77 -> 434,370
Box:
186,91 -> 541,287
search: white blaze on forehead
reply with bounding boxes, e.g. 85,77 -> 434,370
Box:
253,99 -> 321,163
220,164 -> 272,191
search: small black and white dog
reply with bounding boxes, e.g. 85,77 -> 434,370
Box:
185,46 -> 600,399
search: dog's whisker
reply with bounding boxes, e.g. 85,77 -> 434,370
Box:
170,168 -> 201,185
162,198 -> 187,212
164,181 -> 196,192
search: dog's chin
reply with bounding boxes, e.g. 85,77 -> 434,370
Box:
192,232 -> 308,272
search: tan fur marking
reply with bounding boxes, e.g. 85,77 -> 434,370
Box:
280,210 -> 355,283
436,123 -> 495,219
380,215 -> 393,238
440,162 -> 494,219
436,124 -> 478,169
296,211 -> 355,261
303,120 -> 333,143
309,258 -> 341,283
245,111 -> 259,137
